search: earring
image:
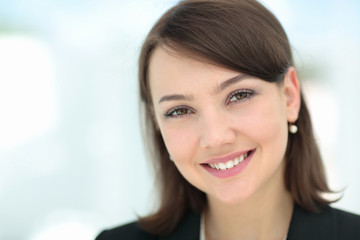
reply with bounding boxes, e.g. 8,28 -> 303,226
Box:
169,155 -> 174,161
289,123 -> 298,134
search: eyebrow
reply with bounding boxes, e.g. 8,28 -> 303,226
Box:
158,94 -> 193,104
158,74 -> 253,104
214,74 -> 253,94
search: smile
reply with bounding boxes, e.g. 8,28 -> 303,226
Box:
208,151 -> 249,170
201,149 -> 255,178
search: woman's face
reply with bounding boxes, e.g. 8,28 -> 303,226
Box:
149,47 -> 300,205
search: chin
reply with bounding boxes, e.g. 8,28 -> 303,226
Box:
212,186 -> 256,206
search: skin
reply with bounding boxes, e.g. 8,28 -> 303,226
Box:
149,47 -> 301,240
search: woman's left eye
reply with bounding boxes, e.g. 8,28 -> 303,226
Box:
227,89 -> 254,104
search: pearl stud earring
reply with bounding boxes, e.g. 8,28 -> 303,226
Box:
289,123 -> 298,134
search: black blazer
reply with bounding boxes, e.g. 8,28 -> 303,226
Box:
96,204 -> 360,240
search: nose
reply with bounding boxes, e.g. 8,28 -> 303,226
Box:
199,109 -> 236,149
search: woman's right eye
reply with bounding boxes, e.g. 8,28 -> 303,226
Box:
164,107 -> 193,118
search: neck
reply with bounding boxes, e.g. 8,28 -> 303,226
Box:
204,164 -> 293,240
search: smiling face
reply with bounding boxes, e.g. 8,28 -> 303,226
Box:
148,47 -> 300,206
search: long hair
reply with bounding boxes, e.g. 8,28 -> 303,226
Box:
138,0 -> 335,235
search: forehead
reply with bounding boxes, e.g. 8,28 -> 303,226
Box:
149,47 -> 214,80
148,47 -> 241,95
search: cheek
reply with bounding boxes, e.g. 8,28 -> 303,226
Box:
261,111 -> 288,167
161,125 -> 203,187
159,124 -> 198,162
241,100 -> 288,151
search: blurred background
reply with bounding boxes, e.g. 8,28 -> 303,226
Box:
0,0 -> 359,239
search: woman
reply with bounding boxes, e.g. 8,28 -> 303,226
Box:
96,0 -> 360,239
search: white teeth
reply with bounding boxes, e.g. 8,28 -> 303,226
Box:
226,160 -> 234,169
208,152 -> 250,170
218,163 -> 227,170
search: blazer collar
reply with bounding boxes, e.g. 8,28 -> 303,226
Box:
287,204 -> 337,240
160,204 -> 337,240
159,211 -> 200,240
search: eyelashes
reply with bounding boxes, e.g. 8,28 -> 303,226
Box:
163,89 -> 255,119
226,89 -> 254,105
164,105 -> 194,118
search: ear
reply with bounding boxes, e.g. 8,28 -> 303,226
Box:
282,66 -> 301,122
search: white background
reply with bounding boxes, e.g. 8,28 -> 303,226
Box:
0,0 -> 359,239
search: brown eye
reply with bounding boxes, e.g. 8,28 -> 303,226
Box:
234,92 -> 247,100
227,89 -> 254,104
164,107 -> 193,118
174,108 -> 189,116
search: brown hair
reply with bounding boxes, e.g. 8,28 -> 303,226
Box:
138,0 -> 335,235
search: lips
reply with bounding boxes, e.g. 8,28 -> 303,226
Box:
201,149 -> 255,178
207,151 -> 250,170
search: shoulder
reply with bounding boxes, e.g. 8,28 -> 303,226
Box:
95,211 -> 200,240
95,221 -> 156,240
288,204 -> 360,240
330,206 -> 360,236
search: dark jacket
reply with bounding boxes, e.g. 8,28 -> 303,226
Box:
96,204 -> 360,240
